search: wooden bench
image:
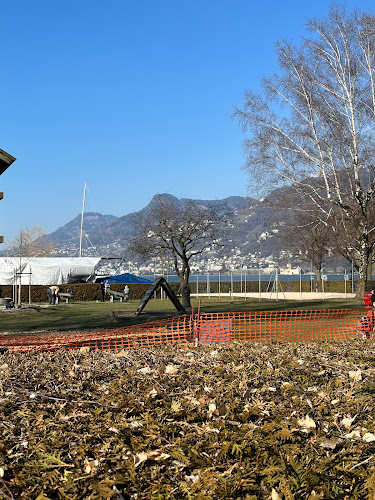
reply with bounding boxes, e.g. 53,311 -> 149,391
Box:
57,292 -> 73,304
107,289 -> 126,302
0,297 -> 12,306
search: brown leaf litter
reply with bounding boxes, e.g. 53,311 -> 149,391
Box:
0,339 -> 375,498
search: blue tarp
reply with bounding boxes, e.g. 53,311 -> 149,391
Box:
96,273 -> 152,284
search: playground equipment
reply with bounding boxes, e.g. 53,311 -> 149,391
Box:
136,276 -> 185,316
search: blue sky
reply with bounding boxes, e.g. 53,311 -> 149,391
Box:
1,0 -> 374,242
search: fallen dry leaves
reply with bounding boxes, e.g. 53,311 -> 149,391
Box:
0,339 -> 375,498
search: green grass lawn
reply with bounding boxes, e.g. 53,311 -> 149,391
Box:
0,295 -> 364,334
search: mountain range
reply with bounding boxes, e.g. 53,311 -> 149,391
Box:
46,193 -> 284,263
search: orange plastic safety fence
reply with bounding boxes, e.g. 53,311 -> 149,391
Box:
0,308 -> 371,353
196,309 -> 370,343
0,315 -> 194,353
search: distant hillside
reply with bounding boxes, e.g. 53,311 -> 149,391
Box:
44,193 -> 286,260
46,212 -> 118,246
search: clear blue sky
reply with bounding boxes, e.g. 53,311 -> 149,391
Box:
1,0 -> 374,242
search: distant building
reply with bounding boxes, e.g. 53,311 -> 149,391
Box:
0,148 -> 16,244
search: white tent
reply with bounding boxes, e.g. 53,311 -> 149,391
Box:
0,257 -> 101,285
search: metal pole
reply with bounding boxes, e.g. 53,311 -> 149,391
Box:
345,269 -> 347,298
259,268 -> 261,301
218,271 -> 221,299
244,268 -> 247,300
18,273 -> 21,306
79,181 -> 87,257
18,253 -> 22,306
207,271 -> 210,298
196,273 -> 198,296
300,268 -> 302,300
352,260 -> 354,293
230,271 -> 233,300
276,267 -> 279,302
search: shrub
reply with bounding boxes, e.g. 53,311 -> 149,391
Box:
0,283 -> 151,303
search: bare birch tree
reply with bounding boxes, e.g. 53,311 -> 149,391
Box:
6,225 -> 54,257
128,196 -> 228,308
234,4 -> 375,295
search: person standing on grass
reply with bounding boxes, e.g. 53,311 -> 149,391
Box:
47,287 -> 53,304
99,282 -> 105,302
47,285 -> 60,305
124,284 -> 130,301
371,290 -> 375,308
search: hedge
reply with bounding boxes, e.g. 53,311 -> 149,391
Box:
0,283 -> 151,303
0,279 -> 362,303
190,279 -> 357,294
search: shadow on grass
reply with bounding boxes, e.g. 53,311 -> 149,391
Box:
0,297 -> 364,334
198,298 -> 363,314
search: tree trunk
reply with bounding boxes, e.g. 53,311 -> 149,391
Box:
315,263 -> 322,292
180,279 -> 191,309
176,256 -> 191,309
367,249 -> 373,281
316,266 -> 322,283
356,238 -> 369,298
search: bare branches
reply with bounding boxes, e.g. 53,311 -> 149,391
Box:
5,225 -> 55,258
234,4 -> 375,294
128,196 -> 230,308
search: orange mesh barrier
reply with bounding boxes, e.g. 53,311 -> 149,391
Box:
0,308 -> 372,353
0,315 -> 194,353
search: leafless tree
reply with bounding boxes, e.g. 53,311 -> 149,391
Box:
234,4 -> 375,295
329,202 -> 375,279
128,196 -> 229,308
280,209 -> 331,282
5,225 -> 54,258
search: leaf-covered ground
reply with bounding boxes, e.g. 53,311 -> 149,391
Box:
1,340 -> 375,499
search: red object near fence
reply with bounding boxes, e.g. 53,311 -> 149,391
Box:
356,309 -> 375,338
364,292 -> 373,308
0,308 -> 371,353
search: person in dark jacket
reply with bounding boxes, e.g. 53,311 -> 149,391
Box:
99,282 -> 105,302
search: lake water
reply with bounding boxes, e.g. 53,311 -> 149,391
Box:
141,273 -> 359,283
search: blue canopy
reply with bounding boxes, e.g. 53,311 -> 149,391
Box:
96,273 -> 152,284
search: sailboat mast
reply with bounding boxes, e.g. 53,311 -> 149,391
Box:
79,182 -> 87,257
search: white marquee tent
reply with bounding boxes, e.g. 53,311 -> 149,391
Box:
0,257 -> 101,285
